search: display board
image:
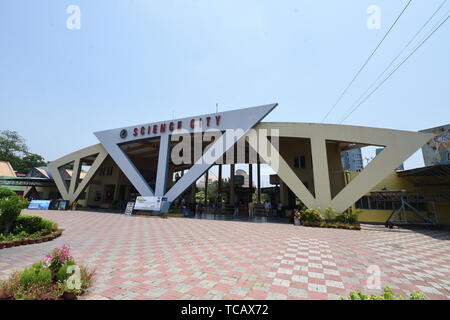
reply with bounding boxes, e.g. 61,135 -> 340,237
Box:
28,200 -> 51,210
124,201 -> 135,215
134,196 -> 166,211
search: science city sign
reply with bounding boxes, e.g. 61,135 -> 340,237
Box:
94,104 -> 278,210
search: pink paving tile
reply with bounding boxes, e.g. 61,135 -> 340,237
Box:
307,292 -> 328,300
1,209 -> 449,300
270,285 -> 289,295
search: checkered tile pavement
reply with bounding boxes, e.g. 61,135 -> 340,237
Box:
1,210 -> 449,300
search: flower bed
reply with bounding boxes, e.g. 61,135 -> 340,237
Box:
293,207 -> 361,230
0,245 -> 95,300
341,286 -> 425,300
0,214 -> 63,249
301,220 -> 361,230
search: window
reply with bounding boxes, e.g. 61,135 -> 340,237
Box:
355,195 -> 426,211
94,191 -> 102,201
98,167 -> 113,176
294,155 -> 306,169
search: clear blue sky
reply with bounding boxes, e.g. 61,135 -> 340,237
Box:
1,0 -> 449,171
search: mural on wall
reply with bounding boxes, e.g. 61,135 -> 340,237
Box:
421,125 -> 450,166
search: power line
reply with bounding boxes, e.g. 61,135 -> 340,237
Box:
339,13 -> 450,123
321,0 -> 413,122
340,0 -> 447,119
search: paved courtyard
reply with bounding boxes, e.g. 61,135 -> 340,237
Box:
1,209 -> 450,300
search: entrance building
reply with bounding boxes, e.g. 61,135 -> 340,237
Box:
47,104 -> 434,220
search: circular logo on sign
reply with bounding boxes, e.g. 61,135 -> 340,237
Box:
119,129 -> 128,139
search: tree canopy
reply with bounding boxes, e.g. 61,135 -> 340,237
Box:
0,130 -> 46,174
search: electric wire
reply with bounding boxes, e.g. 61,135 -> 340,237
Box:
339,0 -> 448,122
321,0 -> 413,122
339,12 -> 450,123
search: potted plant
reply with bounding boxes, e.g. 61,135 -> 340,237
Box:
62,291 -> 78,300
70,201 -> 79,211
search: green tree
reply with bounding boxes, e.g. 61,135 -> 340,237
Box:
0,187 -> 29,235
0,130 -> 46,174
0,130 -> 27,161
196,179 -> 232,204
15,153 -> 46,174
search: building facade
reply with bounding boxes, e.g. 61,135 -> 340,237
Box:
45,104 -> 432,216
341,148 -> 364,172
421,124 -> 450,166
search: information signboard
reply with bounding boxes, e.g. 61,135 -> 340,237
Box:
28,200 -> 51,210
134,196 -> 166,211
124,201 -> 135,215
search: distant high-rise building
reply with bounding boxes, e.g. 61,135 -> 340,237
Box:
341,148 -> 364,171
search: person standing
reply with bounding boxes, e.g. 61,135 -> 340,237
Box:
248,201 -> 255,219
233,201 -> 239,217
277,202 -> 283,217
264,200 -> 271,217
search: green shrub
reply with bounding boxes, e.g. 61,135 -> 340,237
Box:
32,262 -> 43,269
13,231 -> 30,240
0,188 -> 29,235
29,231 -> 44,239
323,207 -> 339,220
11,214 -> 56,235
336,210 -> 359,224
56,261 -> 76,282
0,271 -> 22,300
15,282 -> 63,300
299,208 -> 323,223
20,266 -> 52,290
0,245 -> 95,300
61,265 -> 95,295
343,286 -> 426,300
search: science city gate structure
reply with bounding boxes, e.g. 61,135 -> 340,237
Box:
48,104 -> 432,215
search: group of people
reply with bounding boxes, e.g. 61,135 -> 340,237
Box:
175,196 -> 284,218
233,200 -> 283,218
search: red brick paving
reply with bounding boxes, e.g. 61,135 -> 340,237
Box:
1,209 -> 450,300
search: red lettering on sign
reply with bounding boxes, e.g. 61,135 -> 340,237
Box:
190,119 -> 195,129
160,123 -> 166,133
140,127 -> 145,135
148,126 -> 152,135
177,121 -> 182,129
215,115 -> 221,125
169,122 -> 174,131
133,128 -> 138,136
153,125 -> 158,134
206,116 -> 211,127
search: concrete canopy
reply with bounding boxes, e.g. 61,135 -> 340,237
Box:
48,104 -> 433,213
249,122 -> 433,212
